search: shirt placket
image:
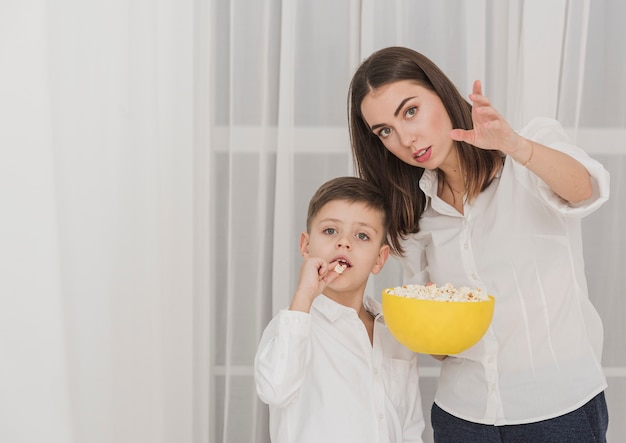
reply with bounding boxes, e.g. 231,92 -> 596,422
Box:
462,208 -> 502,422
460,210 -> 480,285
482,330 -> 501,422
371,320 -> 388,442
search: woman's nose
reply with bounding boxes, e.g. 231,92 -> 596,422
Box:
398,127 -> 416,147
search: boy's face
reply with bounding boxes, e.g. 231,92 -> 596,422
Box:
300,199 -> 389,292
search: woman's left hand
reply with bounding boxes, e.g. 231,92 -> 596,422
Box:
450,80 -> 524,155
451,80 -> 593,204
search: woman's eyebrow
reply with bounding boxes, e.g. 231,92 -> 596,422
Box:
394,96 -> 416,117
369,96 -> 416,131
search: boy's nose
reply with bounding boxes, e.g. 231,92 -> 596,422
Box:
336,235 -> 352,249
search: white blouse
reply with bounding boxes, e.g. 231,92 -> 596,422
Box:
400,117 -> 610,425
254,295 -> 425,442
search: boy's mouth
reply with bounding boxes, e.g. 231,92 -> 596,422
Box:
333,257 -> 351,267
332,257 -> 352,274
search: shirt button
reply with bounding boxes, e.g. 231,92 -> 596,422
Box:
471,273 -> 478,280
464,243 -> 469,250
378,413 -> 384,420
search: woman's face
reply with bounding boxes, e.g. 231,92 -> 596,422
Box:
360,80 -> 456,170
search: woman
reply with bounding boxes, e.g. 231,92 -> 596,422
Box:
348,46 -> 610,442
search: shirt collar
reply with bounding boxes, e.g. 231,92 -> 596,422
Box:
363,296 -> 383,319
313,294 -> 383,323
419,168 -> 439,198
419,160 -> 505,198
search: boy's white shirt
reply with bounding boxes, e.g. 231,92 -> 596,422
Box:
254,294 -> 425,443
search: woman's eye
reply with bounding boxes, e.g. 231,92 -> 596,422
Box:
356,232 -> 370,241
323,228 -> 336,235
405,106 -> 417,119
378,127 -> 392,138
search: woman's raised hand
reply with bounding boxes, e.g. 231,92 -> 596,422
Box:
450,80 -> 523,155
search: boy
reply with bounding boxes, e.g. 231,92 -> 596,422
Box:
254,176 -> 425,442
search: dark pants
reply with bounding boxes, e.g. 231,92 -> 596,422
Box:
432,391 -> 608,443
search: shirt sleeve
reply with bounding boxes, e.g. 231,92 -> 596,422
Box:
254,309 -> 312,407
516,117 -> 610,217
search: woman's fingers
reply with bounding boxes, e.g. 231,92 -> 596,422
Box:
450,128 -> 476,144
472,79 -> 482,95
468,80 -> 492,109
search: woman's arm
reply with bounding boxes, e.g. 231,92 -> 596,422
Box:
508,137 -> 593,204
451,80 -> 593,204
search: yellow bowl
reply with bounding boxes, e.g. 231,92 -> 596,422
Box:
382,288 -> 495,355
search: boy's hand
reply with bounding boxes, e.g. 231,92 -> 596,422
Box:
289,257 -> 342,312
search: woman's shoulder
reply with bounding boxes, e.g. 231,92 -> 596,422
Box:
518,117 -> 566,140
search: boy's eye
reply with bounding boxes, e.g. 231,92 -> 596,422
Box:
323,228 -> 336,235
405,106 -> 417,118
356,232 -> 370,241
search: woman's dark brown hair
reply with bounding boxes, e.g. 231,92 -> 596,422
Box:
348,46 -> 503,256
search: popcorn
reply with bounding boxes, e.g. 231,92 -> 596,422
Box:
387,283 -> 488,302
334,263 -> 347,274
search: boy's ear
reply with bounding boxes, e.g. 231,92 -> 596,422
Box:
371,244 -> 390,275
299,232 -> 310,258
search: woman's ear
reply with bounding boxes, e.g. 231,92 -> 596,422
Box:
299,232 -> 310,258
371,244 -> 390,275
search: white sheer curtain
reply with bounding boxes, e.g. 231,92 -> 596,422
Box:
2,1 -> 197,442
2,1 -> 624,443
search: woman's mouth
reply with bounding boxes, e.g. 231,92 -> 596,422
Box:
413,147 -> 431,163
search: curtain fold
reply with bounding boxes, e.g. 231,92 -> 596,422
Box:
272,0 -> 296,317
3,1 -> 196,442
0,3 -> 74,441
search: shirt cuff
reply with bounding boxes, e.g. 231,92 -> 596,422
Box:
277,309 -> 312,337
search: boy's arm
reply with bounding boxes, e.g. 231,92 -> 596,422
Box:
254,256 -> 342,406
254,309 -> 312,408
